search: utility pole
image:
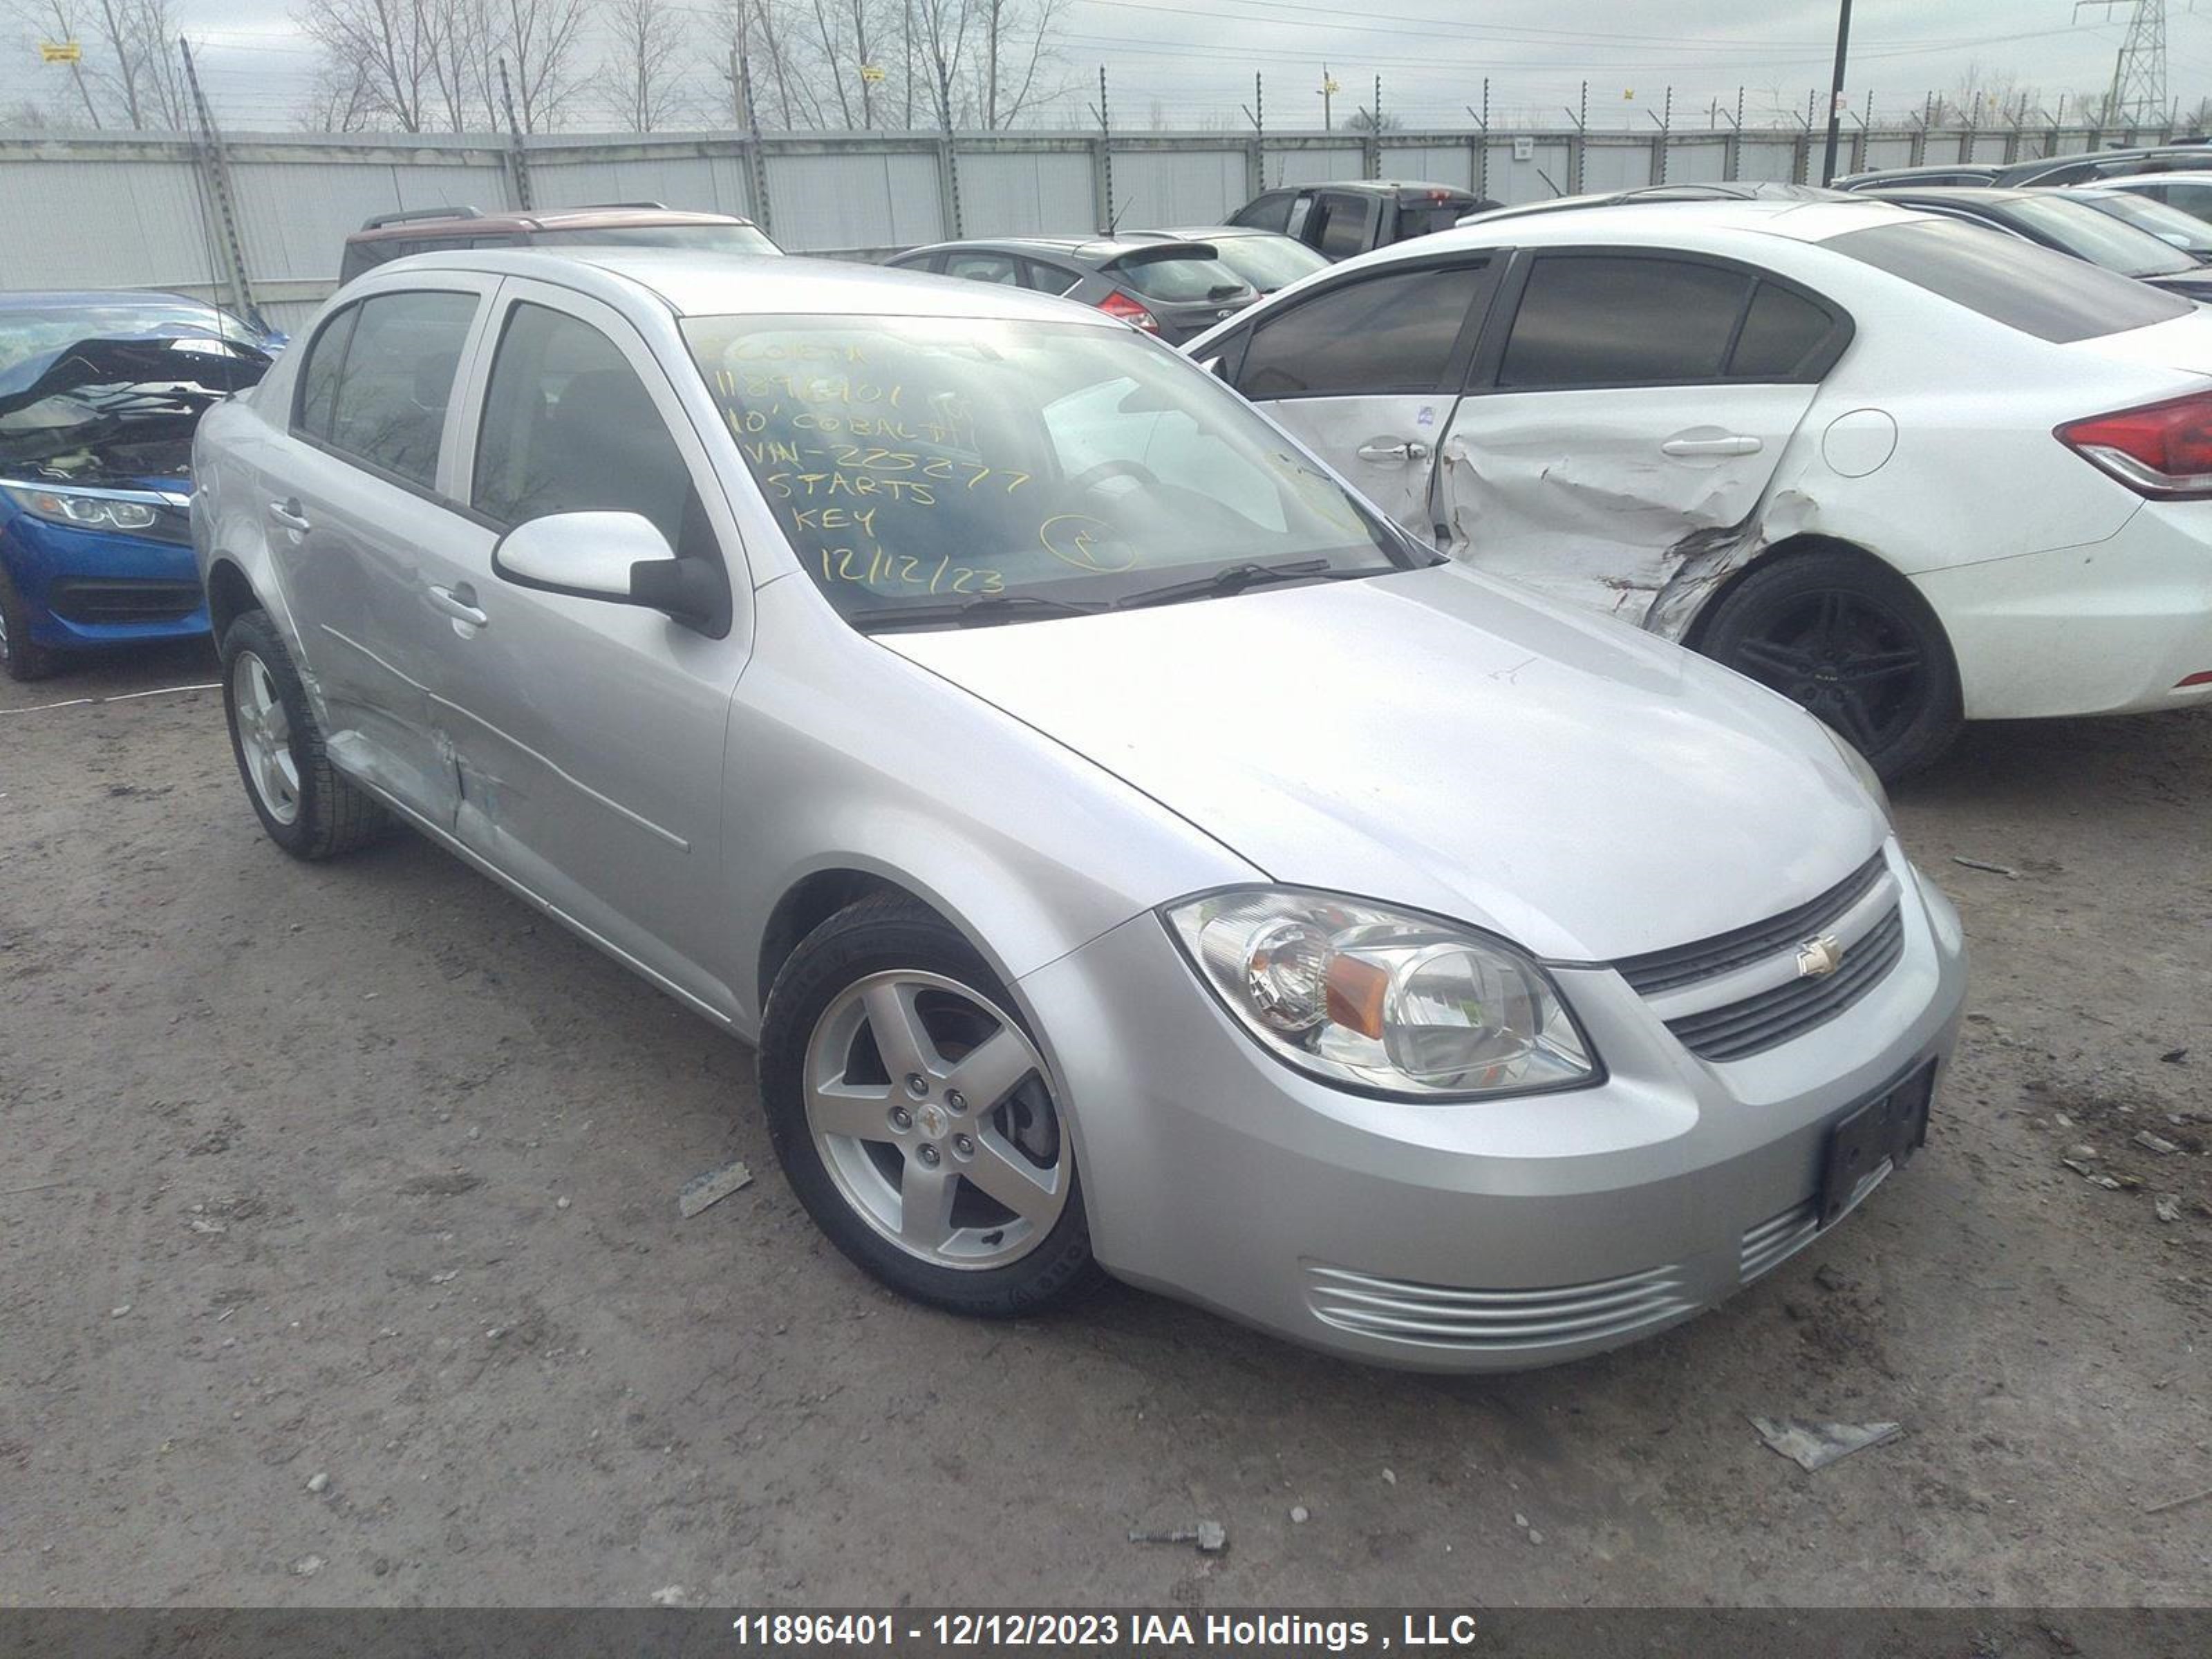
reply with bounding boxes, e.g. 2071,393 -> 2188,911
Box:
1319,64 -> 1337,131
1819,0 -> 1853,185
2078,2 -> 2167,126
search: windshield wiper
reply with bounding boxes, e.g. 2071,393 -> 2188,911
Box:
1113,558 -> 1376,612
847,592 -> 1109,631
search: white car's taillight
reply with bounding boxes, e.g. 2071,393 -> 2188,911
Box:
2056,392 -> 2212,498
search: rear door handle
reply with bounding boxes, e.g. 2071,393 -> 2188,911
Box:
267,498 -> 311,532
1356,438 -> 1431,464
1660,434 -> 1763,458
427,583 -> 489,628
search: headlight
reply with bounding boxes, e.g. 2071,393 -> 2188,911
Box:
1818,721 -> 1893,825
3,484 -> 161,534
1163,889 -> 1599,1100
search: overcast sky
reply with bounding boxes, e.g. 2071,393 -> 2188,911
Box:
5,0 -> 2208,133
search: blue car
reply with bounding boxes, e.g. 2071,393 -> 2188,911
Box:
0,290 -> 279,680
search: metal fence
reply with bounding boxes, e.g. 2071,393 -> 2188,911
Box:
0,120 -> 2180,333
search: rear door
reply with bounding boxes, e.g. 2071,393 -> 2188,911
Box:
1436,250 -> 1840,622
1312,191 -> 1382,259
429,280 -> 753,1013
1221,256 -> 1501,533
263,281 -> 492,821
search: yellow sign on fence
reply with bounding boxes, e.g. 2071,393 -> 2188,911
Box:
859,64 -> 885,84
39,40 -> 83,64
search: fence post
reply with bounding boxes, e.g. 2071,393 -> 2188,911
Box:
1721,88 -> 1742,181
498,58 -> 533,210
177,35 -> 261,330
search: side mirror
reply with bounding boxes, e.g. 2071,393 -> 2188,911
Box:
491,510 -> 731,637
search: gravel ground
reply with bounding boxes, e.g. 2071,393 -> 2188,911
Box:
2,639 -> 2208,1610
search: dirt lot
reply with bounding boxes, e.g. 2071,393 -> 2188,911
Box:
2,639 -> 2208,1611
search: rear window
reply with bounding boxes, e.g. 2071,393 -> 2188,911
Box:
2003,196 -> 2197,276
1394,201 -> 1468,241
1111,254 -> 1252,303
1826,218 -> 2192,341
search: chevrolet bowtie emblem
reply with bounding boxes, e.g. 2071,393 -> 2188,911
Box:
1796,933 -> 1845,979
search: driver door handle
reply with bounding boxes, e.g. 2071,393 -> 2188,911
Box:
267,498 -> 311,532
1356,438 -> 1431,465
427,582 -> 489,629
1660,433 -> 1763,458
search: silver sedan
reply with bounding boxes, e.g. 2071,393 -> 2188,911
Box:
191,249 -> 1966,1371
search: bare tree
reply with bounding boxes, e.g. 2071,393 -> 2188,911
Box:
605,0 -> 687,132
297,0 -> 442,131
908,0 -> 1060,131
489,0 -> 589,131
10,0 -> 191,129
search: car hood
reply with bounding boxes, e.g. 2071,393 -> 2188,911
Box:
883,562 -> 1888,963
0,332 -> 271,418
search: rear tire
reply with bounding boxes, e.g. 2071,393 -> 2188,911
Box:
0,561 -> 61,682
758,894 -> 1106,1319
219,608 -> 389,860
1697,547 -> 1962,783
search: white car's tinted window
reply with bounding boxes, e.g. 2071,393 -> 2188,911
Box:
472,301 -> 694,550
1730,283 -> 1838,379
684,314 -> 1412,625
310,290 -> 476,487
1499,256 -> 1752,388
1236,261 -> 1491,398
1826,218 -> 2192,341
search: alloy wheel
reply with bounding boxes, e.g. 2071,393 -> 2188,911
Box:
1729,587 -> 1929,756
232,648 -> 301,825
803,971 -> 1069,1271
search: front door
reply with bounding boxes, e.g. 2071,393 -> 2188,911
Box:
262,283 -> 490,823
427,281 -> 753,1015
1224,256 -> 1500,536
1436,251 -> 1836,626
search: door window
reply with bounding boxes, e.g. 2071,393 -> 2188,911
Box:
310,289 -> 477,487
1235,192 -> 1293,233
1315,194 -> 1378,259
471,301 -> 696,550
1283,193 -> 1316,240
293,305 -> 357,441
1236,261 -> 1492,398
943,251 -> 1024,285
1497,256 -> 1752,388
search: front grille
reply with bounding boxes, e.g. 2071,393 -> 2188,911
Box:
1665,901 -> 1906,1062
1740,1198 -> 1820,1282
1614,851 -> 1888,995
46,578 -> 203,624
1304,1260 -> 1694,1351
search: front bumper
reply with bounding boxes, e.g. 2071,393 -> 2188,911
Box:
1915,505 -> 2212,720
1020,845 -> 1967,1372
0,512 -> 209,651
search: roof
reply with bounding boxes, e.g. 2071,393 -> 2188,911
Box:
1389,197 -> 1934,258
889,235 -> 1224,265
0,288 -> 212,311
350,205 -> 757,242
1857,185 -> 2041,205
358,247 -> 1116,327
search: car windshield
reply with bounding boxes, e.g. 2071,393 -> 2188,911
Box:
1108,253 -> 1253,303
2074,189 -> 2212,254
683,313 -> 1417,627
1202,234 -> 1330,292
532,223 -> 780,255
2001,195 -> 2198,276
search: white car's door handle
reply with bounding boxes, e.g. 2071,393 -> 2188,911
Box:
267,498 -> 311,532
427,583 -> 489,628
1660,434 -> 1763,458
1356,438 -> 1431,465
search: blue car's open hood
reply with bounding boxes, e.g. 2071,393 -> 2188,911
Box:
0,331 -> 271,420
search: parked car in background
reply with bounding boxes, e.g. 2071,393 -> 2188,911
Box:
2067,183 -> 2212,257
0,290 -> 277,679
1229,180 -> 1497,261
1833,162 -> 2003,191
1185,198 -> 2212,779
1857,186 -> 2212,301
1835,144 -> 2212,194
2088,169 -> 2212,227
1118,226 -> 1330,293
883,236 -> 1258,342
339,203 -> 779,283
192,247 -> 1964,1372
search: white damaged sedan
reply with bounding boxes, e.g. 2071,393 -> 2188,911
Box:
193,250 -> 1966,1369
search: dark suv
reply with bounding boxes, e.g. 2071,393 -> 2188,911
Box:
1228,180 -> 1496,261
339,203 -> 780,283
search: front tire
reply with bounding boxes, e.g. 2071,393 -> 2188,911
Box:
1697,547 -> 1962,782
0,561 -> 60,682
758,894 -> 1105,1318
219,608 -> 389,859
